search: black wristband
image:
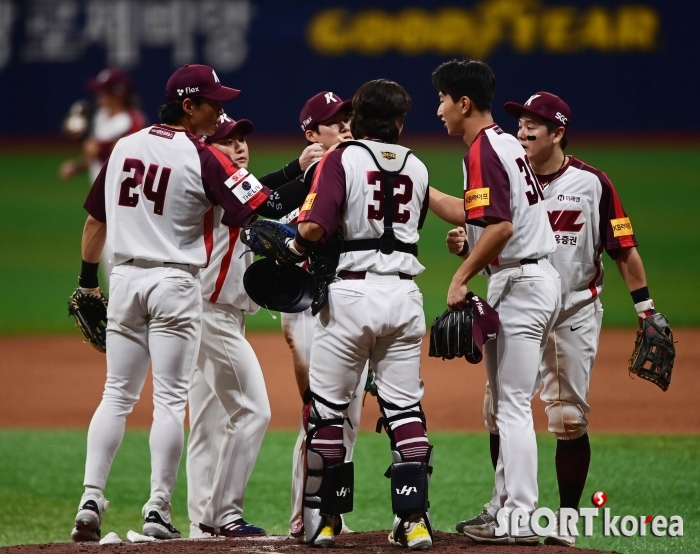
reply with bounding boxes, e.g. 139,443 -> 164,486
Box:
295,232 -> 317,249
630,286 -> 650,304
456,242 -> 469,257
79,260 -> 99,288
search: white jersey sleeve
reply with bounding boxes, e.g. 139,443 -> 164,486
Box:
541,157 -> 639,311
298,140 -> 429,276
463,124 -> 556,269
84,125 -> 272,267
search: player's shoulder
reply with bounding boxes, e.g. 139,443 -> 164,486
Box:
567,156 -> 615,189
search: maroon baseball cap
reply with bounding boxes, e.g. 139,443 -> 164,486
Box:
468,292 -> 500,363
166,64 -> 240,103
204,113 -> 254,144
88,68 -> 132,95
504,92 -> 572,129
300,91 -> 352,132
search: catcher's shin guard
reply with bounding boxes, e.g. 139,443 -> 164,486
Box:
302,396 -> 354,544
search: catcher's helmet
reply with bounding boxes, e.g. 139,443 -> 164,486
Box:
243,258 -> 315,313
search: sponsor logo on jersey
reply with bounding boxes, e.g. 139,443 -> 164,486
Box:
225,171 -> 263,204
381,151 -> 396,160
301,193 -> 316,212
611,217 -> 634,237
557,194 -> 581,203
549,210 -> 584,232
149,127 -> 175,140
464,187 -> 490,210
227,167 -> 249,186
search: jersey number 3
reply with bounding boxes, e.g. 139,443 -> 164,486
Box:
516,157 -> 544,206
118,158 -> 171,215
366,171 -> 413,223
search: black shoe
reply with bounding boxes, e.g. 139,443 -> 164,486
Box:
143,510 -> 181,539
71,496 -> 108,542
455,504 -> 495,534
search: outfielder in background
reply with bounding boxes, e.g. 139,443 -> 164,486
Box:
288,79 -> 433,550
187,113 -> 323,538
428,59 -> 561,545
60,68 -> 147,279
447,91 -> 660,547
282,91 -> 365,538
71,64 -> 312,543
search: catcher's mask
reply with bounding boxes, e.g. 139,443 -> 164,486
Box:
243,258 -> 315,313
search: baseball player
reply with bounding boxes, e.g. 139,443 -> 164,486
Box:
285,79 -> 433,550
282,91 -> 367,538
187,113 -> 323,538
60,68 -> 146,279
428,60 -> 561,545
449,91 -> 657,547
71,64 -> 311,542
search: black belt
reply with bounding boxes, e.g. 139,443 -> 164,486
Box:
342,239 -> 418,256
484,258 -> 539,276
337,270 -> 413,280
124,258 -> 186,267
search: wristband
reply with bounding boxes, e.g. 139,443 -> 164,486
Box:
79,260 -> 99,289
456,242 -> 469,257
630,286 -> 650,304
294,232 -> 317,250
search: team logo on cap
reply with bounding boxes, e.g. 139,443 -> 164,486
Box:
525,94 -> 541,106
325,92 -> 338,104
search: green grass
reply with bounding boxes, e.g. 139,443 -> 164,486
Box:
1,145 -> 698,333
0,430 -> 698,552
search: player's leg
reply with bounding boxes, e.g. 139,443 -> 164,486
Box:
198,301 -> 271,536
540,299 -> 603,547
142,267 -> 203,539
73,266 -> 151,542
371,278 -> 433,551
469,263 -> 560,543
186,367 -> 227,537
301,280 -> 373,546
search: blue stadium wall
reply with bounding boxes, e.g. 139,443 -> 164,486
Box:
0,0 -> 697,136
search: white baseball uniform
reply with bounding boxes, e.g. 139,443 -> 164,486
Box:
462,124 -> 560,536
280,160 -> 367,534
186,206 -> 271,533
82,124 -> 272,513
483,156 -> 638,439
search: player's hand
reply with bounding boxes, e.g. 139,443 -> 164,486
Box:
299,143 -> 324,171
59,160 -> 78,180
447,279 -> 468,310
446,227 -> 467,256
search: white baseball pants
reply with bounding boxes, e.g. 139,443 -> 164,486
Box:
483,260 -> 561,536
83,262 -> 202,505
188,301 -> 271,529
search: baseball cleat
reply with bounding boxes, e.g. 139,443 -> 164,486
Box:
313,523 -> 335,547
142,499 -> 180,539
544,512 -> 575,547
389,516 -> 432,551
461,520 -> 539,546
199,518 -> 266,537
455,503 -> 495,534
71,495 -> 109,542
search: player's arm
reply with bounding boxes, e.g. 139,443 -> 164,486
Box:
428,187 -> 465,226
447,219 -> 513,309
79,161 -> 109,289
615,246 -> 647,291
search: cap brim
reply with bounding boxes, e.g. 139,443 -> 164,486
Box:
503,101 -> 529,119
232,119 -> 254,135
204,118 -> 254,144
316,99 -> 353,124
203,86 -> 241,102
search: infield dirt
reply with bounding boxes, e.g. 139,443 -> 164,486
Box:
0,330 -> 697,432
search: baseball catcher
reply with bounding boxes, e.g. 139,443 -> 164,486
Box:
628,312 -> 675,391
68,287 -> 108,353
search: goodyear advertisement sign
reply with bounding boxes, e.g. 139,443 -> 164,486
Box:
0,0 -> 695,135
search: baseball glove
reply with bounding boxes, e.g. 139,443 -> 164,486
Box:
241,219 -> 306,264
628,313 -> 675,391
68,288 -> 108,353
429,305 -> 480,364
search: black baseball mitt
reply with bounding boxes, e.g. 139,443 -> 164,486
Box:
628,313 -> 675,391
68,288 -> 108,353
429,305 -> 481,364
241,220 -> 306,264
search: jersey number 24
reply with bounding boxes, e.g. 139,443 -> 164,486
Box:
118,158 -> 172,215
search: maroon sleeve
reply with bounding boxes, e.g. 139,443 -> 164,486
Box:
297,148 -> 347,236
83,157 -> 109,222
464,135 -> 512,227
196,140 -> 272,228
594,166 -> 638,259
